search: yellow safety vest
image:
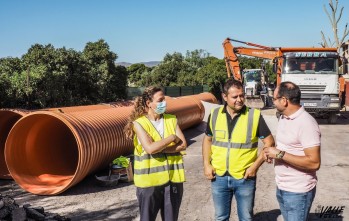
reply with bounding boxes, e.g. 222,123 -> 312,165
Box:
209,106 -> 260,179
133,114 -> 185,188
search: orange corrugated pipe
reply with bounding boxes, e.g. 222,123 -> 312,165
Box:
190,92 -> 218,104
4,94 -> 208,195
0,109 -> 29,179
166,96 -> 205,130
0,101 -> 133,180
5,107 -> 134,195
42,101 -> 133,113
166,92 -> 217,129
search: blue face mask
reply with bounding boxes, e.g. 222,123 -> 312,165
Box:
154,101 -> 166,114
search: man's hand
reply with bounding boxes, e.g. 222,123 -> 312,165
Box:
204,164 -> 216,180
244,166 -> 257,179
264,146 -> 280,159
262,148 -> 273,164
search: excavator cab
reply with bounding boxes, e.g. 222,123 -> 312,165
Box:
223,38 -> 278,109
242,69 -> 270,109
243,69 -> 263,96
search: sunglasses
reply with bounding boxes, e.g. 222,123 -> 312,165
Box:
272,96 -> 282,101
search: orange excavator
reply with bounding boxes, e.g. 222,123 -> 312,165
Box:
223,38 -> 345,123
223,38 -> 278,108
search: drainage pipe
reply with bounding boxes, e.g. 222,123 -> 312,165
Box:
5,107 -> 134,195
0,102 -> 133,179
5,96 -> 205,195
0,109 -> 29,179
166,96 -> 205,130
190,92 -> 218,104
44,100 -> 134,113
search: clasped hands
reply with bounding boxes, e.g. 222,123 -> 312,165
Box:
263,146 -> 282,163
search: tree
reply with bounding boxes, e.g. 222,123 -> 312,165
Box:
321,0 -> 349,48
56,48 -> 92,106
176,49 -> 211,86
0,57 -> 22,74
185,49 -> 210,69
139,71 -> 154,87
0,39 -> 129,108
8,65 -> 48,108
133,50 -> 212,87
108,65 -> 128,100
82,39 -> 126,102
127,63 -> 151,86
19,44 -> 65,108
0,57 -> 22,107
195,57 -> 227,101
148,52 -> 186,86
19,44 -> 88,108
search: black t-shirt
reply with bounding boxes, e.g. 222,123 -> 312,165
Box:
205,105 -> 271,139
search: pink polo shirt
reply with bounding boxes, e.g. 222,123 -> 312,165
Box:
275,106 -> 321,193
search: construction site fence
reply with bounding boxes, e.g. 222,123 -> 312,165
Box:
127,85 -> 209,99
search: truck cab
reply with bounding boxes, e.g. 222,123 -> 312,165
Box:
279,51 -> 340,123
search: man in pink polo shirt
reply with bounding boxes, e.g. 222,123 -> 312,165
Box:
264,81 -> 321,221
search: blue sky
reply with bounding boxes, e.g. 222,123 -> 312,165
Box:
1,0 -> 349,63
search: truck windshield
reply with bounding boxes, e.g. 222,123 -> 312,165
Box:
284,57 -> 337,74
243,70 -> 261,82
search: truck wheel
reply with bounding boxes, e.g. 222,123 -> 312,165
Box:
327,112 -> 338,124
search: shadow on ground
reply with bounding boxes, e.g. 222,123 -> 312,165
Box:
66,201 -> 138,221
254,209 -> 281,221
253,209 -> 344,221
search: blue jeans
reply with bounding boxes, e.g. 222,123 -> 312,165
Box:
211,175 -> 256,221
276,186 -> 316,221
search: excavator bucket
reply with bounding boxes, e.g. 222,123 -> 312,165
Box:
244,95 -> 265,109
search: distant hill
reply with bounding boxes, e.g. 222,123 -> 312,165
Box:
117,62 -> 132,67
116,61 -> 160,67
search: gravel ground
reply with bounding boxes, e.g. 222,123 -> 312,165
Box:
1,102 -> 349,221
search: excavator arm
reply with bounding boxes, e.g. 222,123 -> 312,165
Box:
222,38 -> 280,109
223,37 -> 344,120
222,38 -> 279,81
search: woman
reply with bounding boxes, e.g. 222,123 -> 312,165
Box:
124,86 -> 187,221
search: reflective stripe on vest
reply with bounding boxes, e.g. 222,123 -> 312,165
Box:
134,152 -> 184,174
211,107 -> 258,148
133,114 -> 185,187
209,106 -> 260,179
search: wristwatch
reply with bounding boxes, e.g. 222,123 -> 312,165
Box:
276,151 -> 285,159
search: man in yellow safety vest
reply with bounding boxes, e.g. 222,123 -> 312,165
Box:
202,79 -> 275,221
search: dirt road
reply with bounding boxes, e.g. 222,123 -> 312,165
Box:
1,103 -> 349,220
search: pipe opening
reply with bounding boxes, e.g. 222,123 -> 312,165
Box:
0,111 -> 24,179
5,114 -> 78,194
